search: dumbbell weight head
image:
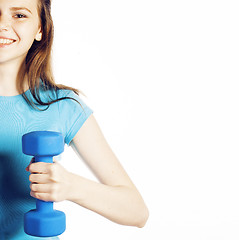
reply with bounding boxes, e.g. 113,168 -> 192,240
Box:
22,131 -> 64,157
24,206 -> 66,237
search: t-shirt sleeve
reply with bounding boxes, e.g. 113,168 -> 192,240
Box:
57,90 -> 93,146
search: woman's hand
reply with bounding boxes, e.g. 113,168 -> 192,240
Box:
25,157 -> 72,202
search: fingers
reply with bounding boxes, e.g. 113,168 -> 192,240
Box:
30,192 -> 52,202
30,182 -> 56,193
26,157 -> 57,173
26,159 -> 69,202
30,183 -> 60,202
29,173 -> 50,184
28,162 -> 52,174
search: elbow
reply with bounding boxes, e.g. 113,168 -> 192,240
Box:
130,189 -> 149,228
119,186 -> 149,228
135,205 -> 149,228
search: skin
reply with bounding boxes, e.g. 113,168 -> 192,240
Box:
0,0 -> 42,96
0,0 -> 149,228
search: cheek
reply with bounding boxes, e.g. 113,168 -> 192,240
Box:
13,22 -> 39,42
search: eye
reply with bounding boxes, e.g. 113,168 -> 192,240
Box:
15,13 -> 27,18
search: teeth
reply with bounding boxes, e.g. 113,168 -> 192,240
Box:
0,38 -> 14,44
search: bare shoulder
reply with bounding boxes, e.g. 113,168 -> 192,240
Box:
69,114 -> 136,188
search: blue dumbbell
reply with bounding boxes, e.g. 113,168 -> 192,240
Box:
22,131 -> 66,237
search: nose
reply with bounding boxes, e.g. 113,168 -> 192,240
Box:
0,15 -> 10,31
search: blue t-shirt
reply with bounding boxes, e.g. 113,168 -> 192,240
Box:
0,82 -> 93,239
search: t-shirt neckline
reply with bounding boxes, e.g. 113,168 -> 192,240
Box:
0,88 -> 31,101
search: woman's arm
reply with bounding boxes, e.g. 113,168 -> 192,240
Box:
68,114 -> 149,227
27,114 -> 149,227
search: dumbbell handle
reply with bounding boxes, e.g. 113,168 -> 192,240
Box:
34,156 -> 54,212
35,155 -> 53,163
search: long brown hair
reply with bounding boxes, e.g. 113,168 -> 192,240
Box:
16,0 -> 84,111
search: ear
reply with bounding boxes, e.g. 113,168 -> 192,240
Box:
35,28 -> 42,41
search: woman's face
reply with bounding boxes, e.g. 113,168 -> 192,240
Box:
0,0 -> 42,64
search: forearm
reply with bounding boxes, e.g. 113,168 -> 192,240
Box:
66,172 -> 149,228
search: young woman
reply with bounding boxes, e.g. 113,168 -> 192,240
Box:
0,0 -> 149,239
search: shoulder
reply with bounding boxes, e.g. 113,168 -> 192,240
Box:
56,89 -> 85,105
56,89 -> 91,113
55,88 -> 94,145
57,88 -> 74,96
38,80 -> 78,102
55,88 -> 76,99
57,89 -> 93,121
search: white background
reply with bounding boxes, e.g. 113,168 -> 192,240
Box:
50,1 -> 239,239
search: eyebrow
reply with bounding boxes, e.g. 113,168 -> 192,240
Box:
10,7 -> 32,14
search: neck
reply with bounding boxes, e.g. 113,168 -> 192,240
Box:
0,60 -> 29,96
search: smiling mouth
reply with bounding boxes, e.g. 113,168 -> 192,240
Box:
0,39 -> 16,45
0,39 -> 16,47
